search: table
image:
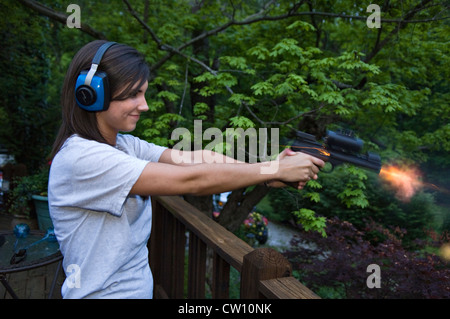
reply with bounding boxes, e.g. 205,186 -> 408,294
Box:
0,230 -> 63,299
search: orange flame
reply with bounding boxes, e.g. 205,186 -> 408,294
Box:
291,146 -> 331,157
318,148 -> 331,157
380,165 -> 423,201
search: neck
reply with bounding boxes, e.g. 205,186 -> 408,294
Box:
99,128 -> 118,146
96,114 -> 118,145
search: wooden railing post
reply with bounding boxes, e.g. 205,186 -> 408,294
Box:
188,232 -> 206,298
212,253 -> 230,298
240,247 -> 292,299
149,199 -> 164,297
150,199 -> 186,298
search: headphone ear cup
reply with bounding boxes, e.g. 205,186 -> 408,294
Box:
75,71 -> 110,111
75,84 -> 96,107
74,42 -> 116,112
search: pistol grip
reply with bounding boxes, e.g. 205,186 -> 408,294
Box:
285,181 -> 300,189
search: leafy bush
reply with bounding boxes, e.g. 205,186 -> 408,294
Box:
7,164 -> 49,217
283,217 -> 450,298
267,167 -> 438,245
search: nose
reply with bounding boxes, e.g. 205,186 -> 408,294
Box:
138,96 -> 149,112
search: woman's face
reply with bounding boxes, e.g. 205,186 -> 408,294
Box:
96,81 -> 149,143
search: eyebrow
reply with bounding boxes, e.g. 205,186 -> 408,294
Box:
131,88 -> 144,94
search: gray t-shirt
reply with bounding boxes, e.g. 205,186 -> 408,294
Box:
48,134 -> 166,298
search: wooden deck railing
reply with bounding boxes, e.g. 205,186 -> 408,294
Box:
149,195 -> 319,299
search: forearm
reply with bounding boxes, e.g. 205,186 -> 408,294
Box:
131,161 -> 276,196
184,161 -> 276,195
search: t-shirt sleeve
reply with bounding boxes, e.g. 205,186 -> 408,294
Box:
49,137 -> 151,217
117,134 -> 167,163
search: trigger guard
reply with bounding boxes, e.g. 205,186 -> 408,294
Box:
320,162 -> 334,173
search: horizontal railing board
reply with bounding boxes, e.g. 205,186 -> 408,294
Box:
259,277 -> 320,299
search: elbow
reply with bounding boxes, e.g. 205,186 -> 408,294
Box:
184,179 -> 215,196
187,185 -> 211,196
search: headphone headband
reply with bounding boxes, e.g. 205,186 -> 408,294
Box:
92,41 -> 117,65
84,42 -> 117,86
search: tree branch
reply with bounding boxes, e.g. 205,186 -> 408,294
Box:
125,0 -> 448,73
290,11 -> 449,24
122,0 -> 162,47
345,0 -> 439,89
245,103 -> 326,126
18,0 -> 106,40
218,185 -> 270,232
364,0 -> 435,63
123,0 -> 445,121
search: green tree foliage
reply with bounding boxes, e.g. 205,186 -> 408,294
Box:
0,0 -> 92,171
0,1 -> 55,171
6,0 -> 449,234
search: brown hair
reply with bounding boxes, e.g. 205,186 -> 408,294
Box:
50,40 -> 149,158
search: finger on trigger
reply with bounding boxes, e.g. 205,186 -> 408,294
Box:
311,156 -> 326,168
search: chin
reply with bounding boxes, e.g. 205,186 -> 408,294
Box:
121,126 -> 136,133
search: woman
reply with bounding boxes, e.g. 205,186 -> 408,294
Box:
48,40 -> 324,299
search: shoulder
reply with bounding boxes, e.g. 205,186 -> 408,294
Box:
117,134 -> 167,162
52,135 -> 123,173
63,134 -> 113,150
56,135 -> 116,160
116,133 -> 141,150
51,135 -> 149,184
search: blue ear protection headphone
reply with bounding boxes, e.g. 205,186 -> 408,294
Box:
75,42 -> 117,111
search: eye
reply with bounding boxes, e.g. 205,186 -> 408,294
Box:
128,90 -> 140,98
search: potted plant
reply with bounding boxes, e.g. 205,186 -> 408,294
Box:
8,163 -> 52,231
241,211 -> 269,246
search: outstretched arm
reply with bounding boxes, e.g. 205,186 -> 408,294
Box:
130,149 -> 324,196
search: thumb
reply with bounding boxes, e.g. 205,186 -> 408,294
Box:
284,148 -> 296,156
276,148 -> 295,160
279,148 -> 296,158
